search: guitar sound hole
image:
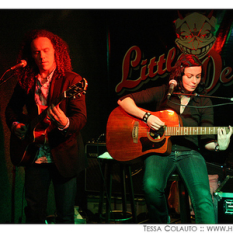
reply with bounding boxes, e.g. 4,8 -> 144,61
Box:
149,127 -> 165,140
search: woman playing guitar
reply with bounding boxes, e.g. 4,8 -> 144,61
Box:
117,54 -> 232,224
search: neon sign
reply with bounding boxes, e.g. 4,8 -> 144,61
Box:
116,11 -> 233,95
116,46 -> 233,95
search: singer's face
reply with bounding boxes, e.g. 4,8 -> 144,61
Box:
31,37 -> 56,75
182,66 -> 202,93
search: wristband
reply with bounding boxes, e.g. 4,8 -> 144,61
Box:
215,142 -> 220,152
143,112 -> 151,123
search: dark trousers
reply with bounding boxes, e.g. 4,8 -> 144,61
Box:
24,164 -> 77,223
143,150 -> 216,224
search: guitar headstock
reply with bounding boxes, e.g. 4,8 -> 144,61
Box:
65,78 -> 88,99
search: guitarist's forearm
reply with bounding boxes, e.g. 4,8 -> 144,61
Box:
205,141 -> 217,151
205,126 -> 232,151
205,141 -> 229,151
117,97 -> 145,120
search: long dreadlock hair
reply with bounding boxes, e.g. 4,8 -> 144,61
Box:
169,54 -> 206,94
15,29 -> 72,93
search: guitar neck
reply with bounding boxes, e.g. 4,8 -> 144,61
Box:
165,126 -> 229,136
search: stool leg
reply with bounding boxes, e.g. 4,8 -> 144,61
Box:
178,181 -> 191,223
121,164 -> 127,219
128,165 -> 137,223
98,160 -> 105,223
127,165 -> 137,223
105,162 -> 113,223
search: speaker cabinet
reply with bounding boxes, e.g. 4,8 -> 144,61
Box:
214,176 -> 233,223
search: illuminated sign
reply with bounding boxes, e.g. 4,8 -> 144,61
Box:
116,11 -> 233,95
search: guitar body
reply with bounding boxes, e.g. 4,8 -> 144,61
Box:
106,106 -> 181,161
10,133 -> 40,166
9,79 -> 88,166
10,104 -> 52,166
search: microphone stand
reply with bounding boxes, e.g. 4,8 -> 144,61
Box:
0,69 -> 14,86
1,60 -> 27,85
11,166 -> 16,223
0,68 -> 17,223
173,92 -> 233,102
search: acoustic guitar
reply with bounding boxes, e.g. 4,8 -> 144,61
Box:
10,78 -> 88,166
106,106 -> 229,161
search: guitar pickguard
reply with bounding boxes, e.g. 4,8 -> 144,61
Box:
140,137 -> 166,153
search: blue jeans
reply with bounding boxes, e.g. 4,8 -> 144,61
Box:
24,164 -> 77,223
143,150 -> 215,224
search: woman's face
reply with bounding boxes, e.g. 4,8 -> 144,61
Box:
182,66 -> 202,93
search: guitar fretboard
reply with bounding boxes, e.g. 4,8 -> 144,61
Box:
165,126 -> 229,136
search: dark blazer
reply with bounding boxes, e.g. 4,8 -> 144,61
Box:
5,70 -> 87,178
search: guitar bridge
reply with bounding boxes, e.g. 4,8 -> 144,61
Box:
132,121 -> 139,143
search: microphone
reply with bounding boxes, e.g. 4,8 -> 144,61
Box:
10,60 -> 27,70
1,60 -> 27,84
167,79 -> 177,99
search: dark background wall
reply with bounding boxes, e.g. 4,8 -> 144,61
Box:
1,9 -> 233,223
0,9 -> 110,223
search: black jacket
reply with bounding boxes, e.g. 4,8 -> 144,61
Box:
5,70 -> 87,177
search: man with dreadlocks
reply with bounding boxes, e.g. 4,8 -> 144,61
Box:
117,54 -> 232,223
5,29 -> 87,223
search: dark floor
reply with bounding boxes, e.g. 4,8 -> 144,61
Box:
74,209 -> 195,224
74,195 -> 196,224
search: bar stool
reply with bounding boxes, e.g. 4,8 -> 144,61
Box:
169,174 -> 191,223
97,152 -> 137,223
